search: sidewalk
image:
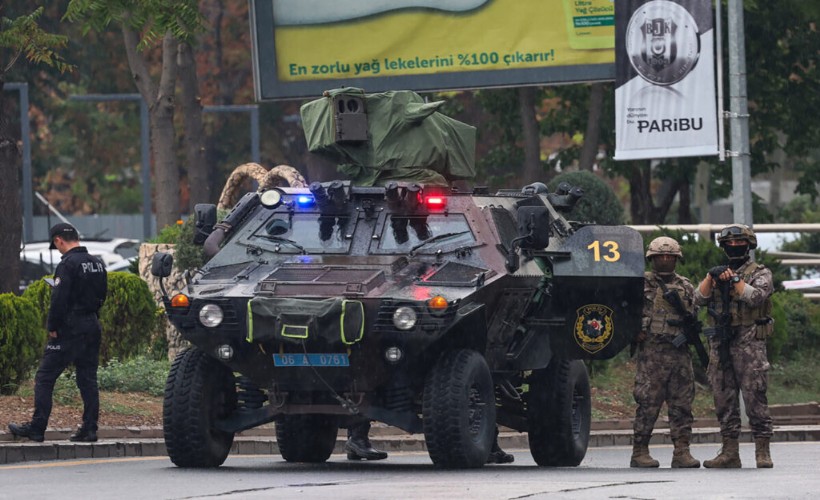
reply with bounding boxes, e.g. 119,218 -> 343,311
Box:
3,420 -> 818,466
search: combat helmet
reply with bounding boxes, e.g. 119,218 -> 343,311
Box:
645,236 -> 683,259
717,224 -> 757,249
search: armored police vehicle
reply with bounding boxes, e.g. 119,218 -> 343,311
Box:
151,88 -> 645,469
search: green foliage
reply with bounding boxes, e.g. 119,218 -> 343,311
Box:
148,218 -> 205,271
21,278 -> 52,328
64,0 -> 204,49
770,291 -> 820,361
548,170 -> 624,224
97,356 -> 170,396
99,272 -> 164,364
150,221 -> 184,244
0,293 -> 47,395
779,196 -> 820,260
0,7 -> 73,73
768,351 -> 820,405
172,217 -> 206,271
743,1 -> 820,199
474,89 -> 527,188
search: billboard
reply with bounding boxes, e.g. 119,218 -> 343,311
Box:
250,0 -> 617,100
614,0 -> 719,160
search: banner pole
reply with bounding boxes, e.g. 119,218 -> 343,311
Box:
715,0 -> 726,162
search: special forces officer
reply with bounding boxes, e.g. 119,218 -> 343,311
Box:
630,237 -> 700,468
696,224 -> 774,468
9,223 -> 108,443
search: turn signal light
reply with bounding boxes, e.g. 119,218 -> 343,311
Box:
170,294 -> 190,308
428,295 -> 448,311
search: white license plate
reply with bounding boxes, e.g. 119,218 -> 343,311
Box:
273,353 -> 349,367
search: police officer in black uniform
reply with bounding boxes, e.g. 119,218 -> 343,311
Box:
9,223 -> 108,442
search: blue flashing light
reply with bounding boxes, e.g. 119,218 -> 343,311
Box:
296,195 -> 315,206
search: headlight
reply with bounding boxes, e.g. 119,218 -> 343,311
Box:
199,303 -> 224,328
392,306 -> 417,331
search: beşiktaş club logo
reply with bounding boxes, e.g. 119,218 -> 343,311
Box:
625,0 -> 700,86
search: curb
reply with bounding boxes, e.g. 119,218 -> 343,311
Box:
2,425 -> 818,466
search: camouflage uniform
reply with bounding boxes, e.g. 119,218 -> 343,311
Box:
632,272 -> 698,466
631,236 -> 700,468
695,224 -> 774,468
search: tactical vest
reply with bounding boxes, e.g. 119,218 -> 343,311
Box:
705,261 -> 772,328
647,275 -> 690,338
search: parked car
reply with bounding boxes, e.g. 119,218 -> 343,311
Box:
19,238 -> 139,290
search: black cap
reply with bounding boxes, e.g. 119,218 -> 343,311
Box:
49,223 -> 78,249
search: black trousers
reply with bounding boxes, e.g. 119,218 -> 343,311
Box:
31,320 -> 101,433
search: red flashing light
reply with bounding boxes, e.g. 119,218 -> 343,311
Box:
425,196 -> 447,209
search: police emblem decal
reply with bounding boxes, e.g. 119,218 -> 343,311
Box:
575,304 -> 614,353
625,0 -> 700,86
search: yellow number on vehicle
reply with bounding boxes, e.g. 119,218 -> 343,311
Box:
587,240 -> 621,262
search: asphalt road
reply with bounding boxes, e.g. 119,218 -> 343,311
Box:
1,442 -> 817,499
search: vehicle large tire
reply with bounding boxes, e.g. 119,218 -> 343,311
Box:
423,349 -> 496,468
163,348 -> 237,468
527,359 -> 591,467
276,415 -> 339,463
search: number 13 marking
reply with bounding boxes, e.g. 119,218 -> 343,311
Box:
587,240 -> 621,262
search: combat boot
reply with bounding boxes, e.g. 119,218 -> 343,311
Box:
671,438 -> 700,468
703,436 -> 741,468
345,423 -> 387,461
8,422 -> 45,442
754,437 -> 773,468
630,436 -> 659,468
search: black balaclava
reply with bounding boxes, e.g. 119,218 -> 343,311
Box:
724,243 -> 750,269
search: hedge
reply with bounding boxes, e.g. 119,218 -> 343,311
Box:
0,293 -> 47,394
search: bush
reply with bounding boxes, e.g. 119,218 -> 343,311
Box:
548,170 -> 624,225
771,291 -> 820,361
97,356 -> 170,396
0,293 -> 47,394
99,272 -> 164,364
21,279 -> 51,329
150,218 -> 206,272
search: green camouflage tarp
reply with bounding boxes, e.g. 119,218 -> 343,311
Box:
300,88 -> 476,186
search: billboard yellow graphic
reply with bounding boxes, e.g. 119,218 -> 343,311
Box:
275,0 -> 613,81
250,0 -> 616,100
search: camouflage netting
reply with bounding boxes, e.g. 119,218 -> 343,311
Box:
300,88 -> 476,186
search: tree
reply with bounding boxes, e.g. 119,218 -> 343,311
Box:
0,7 -> 70,294
65,0 -> 204,231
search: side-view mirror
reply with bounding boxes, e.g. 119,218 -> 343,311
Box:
193,204 -> 217,245
151,252 -> 174,278
516,206 -> 551,250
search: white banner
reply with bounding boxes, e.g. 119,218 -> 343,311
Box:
614,0 -> 719,160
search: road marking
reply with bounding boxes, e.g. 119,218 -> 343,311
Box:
0,456 -> 169,470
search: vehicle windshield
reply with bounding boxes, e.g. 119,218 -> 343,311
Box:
248,213 -> 354,253
375,214 -> 475,254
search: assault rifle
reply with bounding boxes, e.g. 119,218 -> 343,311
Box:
705,265 -> 733,369
663,287 -> 709,368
